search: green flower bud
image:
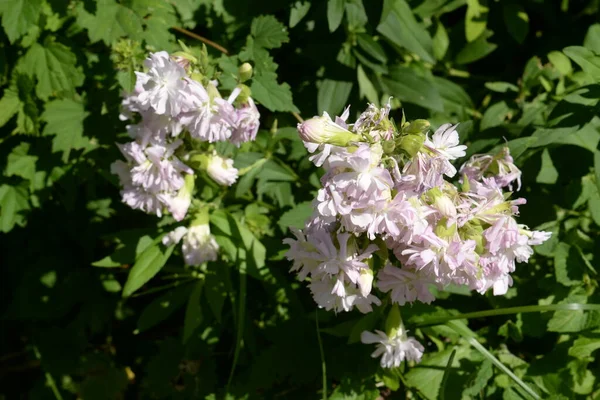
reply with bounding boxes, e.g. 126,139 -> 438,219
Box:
385,304 -> 403,339
238,62 -> 253,82
403,119 -> 430,135
298,115 -> 361,146
398,133 -> 425,157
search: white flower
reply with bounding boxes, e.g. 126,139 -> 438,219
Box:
179,79 -> 236,143
162,226 -> 188,246
231,97 -> 260,146
425,123 -> 467,160
182,223 -> 219,266
360,329 -> 424,368
135,51 -> 189,116
377,264 -> 435,305
206,153 -> 238,186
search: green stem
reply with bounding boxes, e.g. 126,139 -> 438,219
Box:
413,303 -> 600,327
316,310 -> 327,400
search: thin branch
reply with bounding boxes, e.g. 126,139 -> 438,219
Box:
171,26 -> 229,54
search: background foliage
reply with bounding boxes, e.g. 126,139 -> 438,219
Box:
1,0 -> 600,398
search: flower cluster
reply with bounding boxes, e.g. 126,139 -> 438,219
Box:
112,50 -> 261,266
284,101 -> 550,368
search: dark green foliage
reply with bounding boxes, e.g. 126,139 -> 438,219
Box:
1,0 -> 600,399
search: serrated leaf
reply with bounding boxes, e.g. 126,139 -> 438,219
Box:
251,15 -> 289,49
183,281 -> 203,343
122,243 -> 175,297
41,99 -> 90,161
0,0 -> 42,43
0,87 -> 20,127
278,201 -> 313,232
289,1 -> 310,28
317,79 -> 353,116
377,0 -> 435,63
462,360 -> 493,398
0,184 -> 30,232
20,38 -> 85,100
569,337 -> 600,359
251,72 -> 298,113
5,142 -> 37,181
76,0 -> 143,45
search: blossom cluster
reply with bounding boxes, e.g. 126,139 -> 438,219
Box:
284,102 -> 550,368
112,50 -> 260,266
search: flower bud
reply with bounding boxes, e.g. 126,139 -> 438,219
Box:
403,119 -> 430,135
207,153 -> 238,186
297,114 -> 361,146
238,62 -> 253,82
434,218 -> 457,239
358,268 -> 374,297
398,133 -> 425,157
168,174 -> 195,221
385,304 -> 403,339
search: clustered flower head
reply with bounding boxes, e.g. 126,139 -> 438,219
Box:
112,49 -> 260,266
284,100 -> 551,368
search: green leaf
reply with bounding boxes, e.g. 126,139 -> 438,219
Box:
76,0 -> 143,45
548,51 -> 573,76
465,0 -> 488,43
583,24 -> 600,54
462,360 -> 493,398
548,291 -> 600,333
536,149 -> 558,185
289,1 -> 311,28
0,87 -> 21,127
554,243 -> 584,287
278,201 -> 313,232
357,65 -> 379,105
383,66 -> 443,111
344,0 -> 367,29
327,0 -> 345,32
485,81 -> 519,93
594,150 -> 600,195
432,20 -> 449,60
122,243 -> 175,297
377,0 -> 435,64
204,267 -> 227,322
405,347 -> 465,400
137,284 -> 194,332
563,46 -> 600,80
481,101 -> 511,130
356,34 -> 388,63
503,3 -> 529,44
183,281 -> 203,343
456,30 -> 497,64
0,0 -> 42,43
5,143 -> 37,182
251,15 -> 289,49
41,99 -> 90,161
569,336 -> 600,359
317,79 -> 353,116
251,72 -> 298,113
0,184 -> 30,232
20,37 -> 85,100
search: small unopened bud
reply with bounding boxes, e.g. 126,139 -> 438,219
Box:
190,71 -> 205,83
358,269 -> 374,297
297,114 -> 361,146
404,119 -> 430,134
382,139 -> 396,154
385,304 -> 403,339
434,218 -> 457,239
398,133 -> 425,157
168,174 -> 195,221
238,62 -> 253,82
